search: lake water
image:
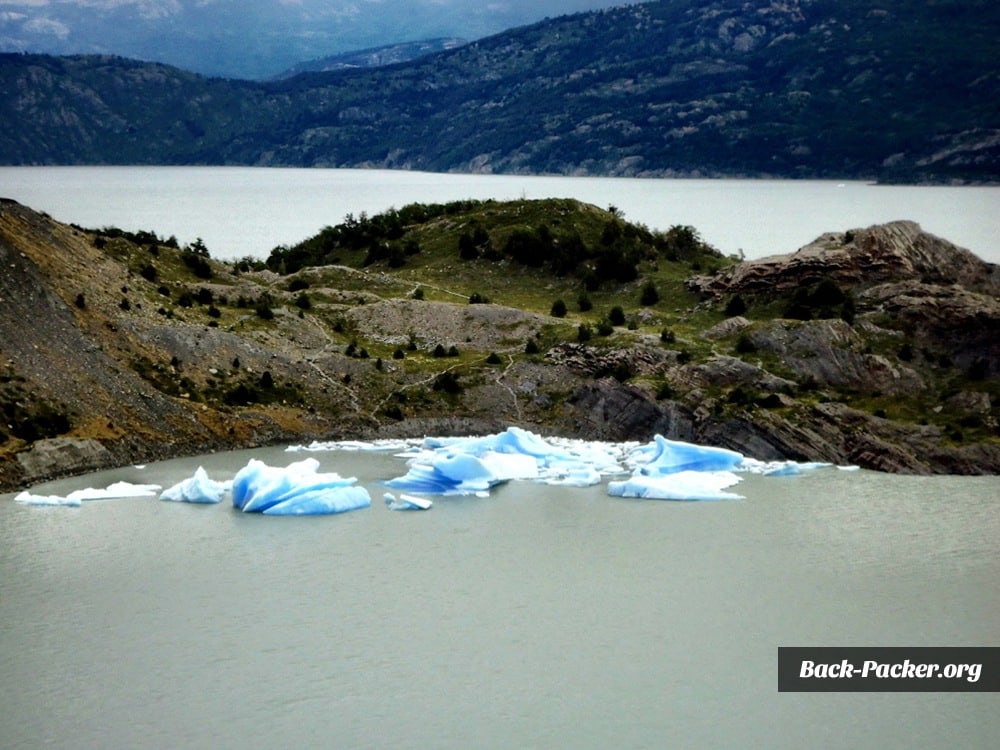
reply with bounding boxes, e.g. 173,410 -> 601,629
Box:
1,166 -> 998,263
1,445 -> 998,749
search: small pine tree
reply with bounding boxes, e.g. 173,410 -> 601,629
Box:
550,298 -> 568,317
640,281 -> 659,306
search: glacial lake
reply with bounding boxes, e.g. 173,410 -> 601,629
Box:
1,166 -> 998,263
1,444 -> 998,749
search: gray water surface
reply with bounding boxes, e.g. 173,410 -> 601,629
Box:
1,447 -> 997,749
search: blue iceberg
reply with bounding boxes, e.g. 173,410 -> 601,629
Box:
632,435 -> 744,475
160,466 -> 229,504
609,435 -> 747,500
384,426 -> 621,495
231,458 -> 371,515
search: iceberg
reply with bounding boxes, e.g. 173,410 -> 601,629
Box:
608,471 -> 744,501
160,466 -> 229,504
231,457 -> 370,515
383,492 -> 433,511
631,435 -> 744,475
384,426 -> 622,495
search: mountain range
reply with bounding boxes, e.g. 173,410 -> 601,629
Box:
1,0 -> 998,182
0,0 -> 617,79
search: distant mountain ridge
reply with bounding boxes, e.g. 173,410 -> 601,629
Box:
272,39 -> 468,80
1,0 -> 998,182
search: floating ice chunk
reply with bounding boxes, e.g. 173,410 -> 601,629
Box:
737,458 -> 832,476
287,438 -> 421,453
231,457 -> 370,515
160,467 -> 229,504
608,471 -> 744,501
385,452 -> 501,496
13,481 -> 161,508
70,482 -> 162,501
543,465 -> 602,487
263,486 -> 371,515
386,427 -> 629,495
383,492 -> 433,511
633,435 -> 744,475
14,491 -> 82,507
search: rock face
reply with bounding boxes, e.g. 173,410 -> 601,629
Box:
688,221 -> 1000,298
16,438 -> 112,478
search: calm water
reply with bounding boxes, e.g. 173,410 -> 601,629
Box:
1,166 -> 998,263
1,446 -> 997,749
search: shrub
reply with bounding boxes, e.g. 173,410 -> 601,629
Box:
640,281 -> 659,306
725,294 -> 747,317
550,298 -> 567,318
140,263 -> 158,282
577,293 -> 593,312
393,348 -> 405,360
577,324 -> 593,342
735,334 -> 757,354
433,372 -> 462,394
596,320 -> 614,336
660,328 -> 675,344
608,306 -> 626,326
525,339 -> 540,354
433,344 -> 447,358
412,287 -> 425,300
255,303 -> 274,320
486,352 -> 502,365
294,293 -> 311,310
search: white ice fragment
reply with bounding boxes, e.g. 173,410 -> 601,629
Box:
383,492 -> 433,511
160,466 -> 229,504
14,491 -> 82,507
608,470 -> 744,501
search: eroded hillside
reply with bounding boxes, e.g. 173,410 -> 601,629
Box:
1,197 -> 998,491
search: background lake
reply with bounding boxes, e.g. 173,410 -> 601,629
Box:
2,166 -> 998,263
1,447 -> 997,749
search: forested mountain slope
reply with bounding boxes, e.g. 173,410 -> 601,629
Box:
1,0 -> 997,181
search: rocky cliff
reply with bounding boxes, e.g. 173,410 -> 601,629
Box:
1,201 -> 997,492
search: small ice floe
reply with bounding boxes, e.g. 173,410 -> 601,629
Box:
14,491 -> 83,507
13,481 -> 162,507
383,492 -> 433,511
160,467 -> 230,504
608,470 -> 745,501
